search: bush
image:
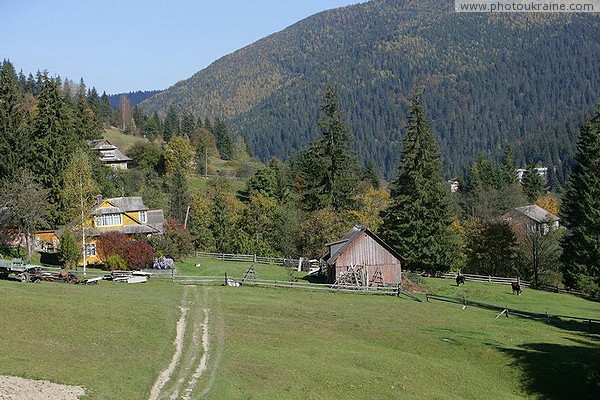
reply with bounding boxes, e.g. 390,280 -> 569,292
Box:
97,232 -> 130,260
148,219 -> 193,260
58,230 -> 80,270
105,254 -> 128,271
123,241 -> 155,270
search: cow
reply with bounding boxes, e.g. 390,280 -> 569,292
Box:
511,281 -> 522,295
456,275 -> 465,286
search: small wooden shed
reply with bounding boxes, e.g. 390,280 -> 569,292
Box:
323,226 -> 402,286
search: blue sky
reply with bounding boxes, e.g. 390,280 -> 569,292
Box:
1,0 -> 361,94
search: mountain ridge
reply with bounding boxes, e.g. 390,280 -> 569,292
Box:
140,0 -> 600,179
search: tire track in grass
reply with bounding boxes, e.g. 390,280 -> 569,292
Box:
197,289 -> 225,398
149,287 -> 190,400
182,307 -> 210,400
150,286 -> 224,399
169,288 -> 203,400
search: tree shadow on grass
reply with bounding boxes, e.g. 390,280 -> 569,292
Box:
549,317 -> 600,335
498,336 -> 600,399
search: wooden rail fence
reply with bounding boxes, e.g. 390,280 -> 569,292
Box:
426,294 -> 600,332
439,272 -> 531,287
194,251 -> 299,266
172,274 -> 421,299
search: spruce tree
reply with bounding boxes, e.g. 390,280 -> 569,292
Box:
365,160 -> 380,188
213,118 -> 233,160
168,168 -> 191,225
0,60 -> 28,179
300,87 -> 359,211
30,73 -> 78,224
522,163 -> 545,203
380,93 -> 458,274
560,110 -> 600,294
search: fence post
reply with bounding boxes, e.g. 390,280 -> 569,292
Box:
488,275 -> 492,283
224,272 -> 228,286
253,254 -> 257,263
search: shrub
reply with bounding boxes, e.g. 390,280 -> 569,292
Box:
97,232 -> 130,260
105,254 -> 127,271
148,219 -> 193,260
58,230 -> 80,270
123,240 -> 155,270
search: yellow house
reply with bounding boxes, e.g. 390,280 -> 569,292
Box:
83,196 -> 164,264
36,196 -> 164,265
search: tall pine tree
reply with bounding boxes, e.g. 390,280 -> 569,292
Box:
560,110 -> 600,295
522,163 -> 545,203
30,73 -> 78,224
380,92 -> 458,274
300,87 -> 359,212
0,60 -> 29,179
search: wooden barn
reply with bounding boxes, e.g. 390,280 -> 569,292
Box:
323,226 -> 403,286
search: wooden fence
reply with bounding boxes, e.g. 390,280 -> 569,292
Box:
172,273 -> 421,298
439,272 -> 531,287
194,251 -> 300,266
426,294 -> 600,332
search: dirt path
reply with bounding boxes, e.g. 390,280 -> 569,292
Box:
181,307 -> 210,400
0,375 -> 85,399
149,286 -> 191,400
197,290 -> 225,398
150,286 -> 224,399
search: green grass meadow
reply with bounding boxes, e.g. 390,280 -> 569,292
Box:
177,256 -> 301,281
0,259 -> 598,399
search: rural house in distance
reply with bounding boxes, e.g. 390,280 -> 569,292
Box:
89,139 -> 133,170
323,226 -> 402,286
36,196 -> 164,265
504,205 -> 560,235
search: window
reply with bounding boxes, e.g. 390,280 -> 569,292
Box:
139,210 -> 147,223
95,213 -> 122,227
85,243 -> 96,257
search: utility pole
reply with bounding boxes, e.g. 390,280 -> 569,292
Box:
79,173 -> 87,276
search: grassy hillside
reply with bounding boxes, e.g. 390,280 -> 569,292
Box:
139,0 -> 599,180
103,127 -> 150,152
0,270 -> 598,399
102,128 -> 260,196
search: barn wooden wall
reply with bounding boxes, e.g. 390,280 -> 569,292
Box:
335,233 -> 401,284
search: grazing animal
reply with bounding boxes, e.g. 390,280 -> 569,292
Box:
456,275 -> 465,286
511,281 -> 522,295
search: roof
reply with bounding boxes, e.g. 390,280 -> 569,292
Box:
98,148 -> 132,163
84,224 -> 158,236
323,226 -> 403,265
106,197 -> 149,212
89,139 -> 132,162
147,210 -> 164,233
513,205 -> 559,223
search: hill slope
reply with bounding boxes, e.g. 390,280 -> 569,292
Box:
140,0 -> 600,179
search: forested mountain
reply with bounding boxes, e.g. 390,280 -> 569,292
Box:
140,0 -> 600,180
109,90 -> 162,109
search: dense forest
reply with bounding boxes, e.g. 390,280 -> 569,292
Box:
108,90 -> 162,109
140,0 -> 599,181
